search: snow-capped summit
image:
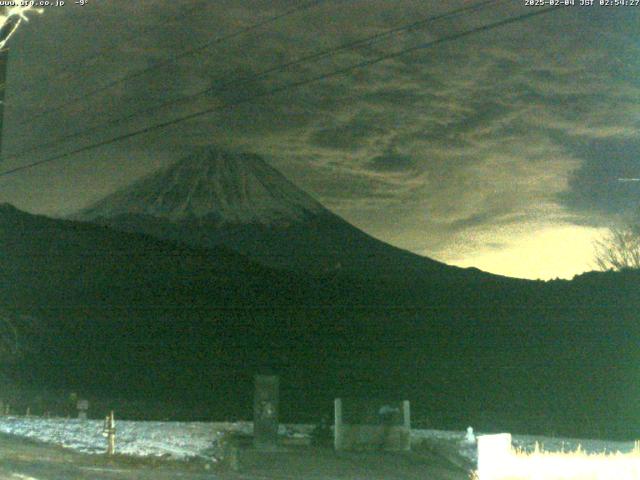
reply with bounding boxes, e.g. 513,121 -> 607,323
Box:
75,146 -> 475,278
80,147 -> 324,225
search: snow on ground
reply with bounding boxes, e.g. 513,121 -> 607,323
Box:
412,428 -> 638,464
0,416 -> 635,465
0,417 -> 250,459
511,433 -> 638,456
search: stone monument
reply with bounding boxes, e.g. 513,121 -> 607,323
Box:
334,398 -> 411,451
77,399 -> 89,420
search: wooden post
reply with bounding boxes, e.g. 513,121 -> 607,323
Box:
402,400 -> 411,451
334,398 -> 343,451
103,410 -> 116,455
402,401 -> 410,429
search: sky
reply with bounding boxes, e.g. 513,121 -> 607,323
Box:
0,0 -> 638,280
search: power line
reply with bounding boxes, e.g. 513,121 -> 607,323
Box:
14,0 -> 325,126
3,0 -> 504,163
0,5 -> 563,179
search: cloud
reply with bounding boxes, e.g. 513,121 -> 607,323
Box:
366,152 -> 415,172
559,137 -> 640,220
1,1 -> 638,278
308,113 -> 387,150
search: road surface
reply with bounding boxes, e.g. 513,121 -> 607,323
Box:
0,433 -> 469,479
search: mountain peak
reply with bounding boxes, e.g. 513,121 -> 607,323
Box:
74,147 -> 478,277
79,147 -> 324,225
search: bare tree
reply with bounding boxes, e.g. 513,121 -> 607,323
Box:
0,310 -> 40,362
0,312 -> 21,409
0,314 -> 19,357
594,224 -> 640,271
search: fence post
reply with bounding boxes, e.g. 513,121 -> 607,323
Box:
334,398 -> 343,451
103,410 -> 116,455
402,400 -> 411,451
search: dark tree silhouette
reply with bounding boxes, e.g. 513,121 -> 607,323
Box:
0,310 -> 41,364
594,223 -> 640,271
0,312 -> 19,360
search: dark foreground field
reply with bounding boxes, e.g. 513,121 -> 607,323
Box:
0,433 -> 468,480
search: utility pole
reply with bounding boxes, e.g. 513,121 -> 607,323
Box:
0,7 -> 42,159
0,12 -> 20,159
0,47 -> 9,157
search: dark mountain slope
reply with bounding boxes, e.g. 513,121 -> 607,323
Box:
0,203 -> 284,308
2,203 -> 639,439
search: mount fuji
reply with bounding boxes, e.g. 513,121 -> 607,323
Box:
75,146 -> 483,279
3,149 -> 639,438
81,147 -> 325,226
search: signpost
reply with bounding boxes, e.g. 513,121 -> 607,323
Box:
253,374 -> 279,450
77,399 -> 89,420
